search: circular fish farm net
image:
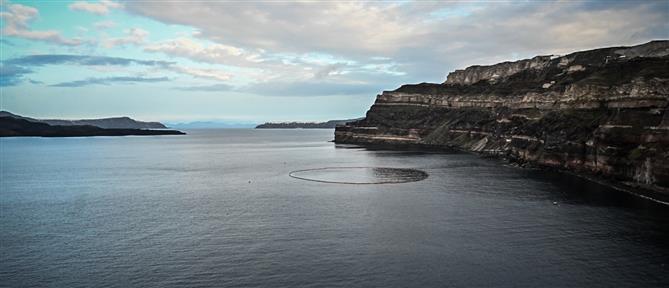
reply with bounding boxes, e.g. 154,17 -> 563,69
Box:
289,167 -> 428,184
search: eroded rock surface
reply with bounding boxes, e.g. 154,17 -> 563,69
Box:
335,41 -> 669,195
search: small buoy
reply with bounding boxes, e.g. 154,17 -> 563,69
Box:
248,180 -> 251,183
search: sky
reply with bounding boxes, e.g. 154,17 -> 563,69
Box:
1,0 -> 667,123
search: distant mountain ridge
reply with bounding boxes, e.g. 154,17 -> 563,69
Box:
0,111 -> 167,129
167,121 -> 257,129
256,118 -> 362,129
0,111 -> 184,137
0,116 -> 184,137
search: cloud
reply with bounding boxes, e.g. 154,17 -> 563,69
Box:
172,79 -> 380,96
3,54 -> 232,84
94,20 -> 116,30
4,54 -> 174,67
103,28 -> 148,48
0,2 -> 84,46
144,37 -> 261,66
142,36 -> 404,87
0,64 -> 32,86
242,80 -> 383,97
1,54 -> 171,86
5,1 -> 666,97
313,63 -> 347,79
169,66 -> 232,81
50,76 -> 169,87
127,1 -> 669,84
173,83 -> 233,92
128,2 -> 414,56
0,39 -> 15,46
69,0 -> 122,15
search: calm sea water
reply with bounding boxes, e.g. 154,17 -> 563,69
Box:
1,129 -> 668,287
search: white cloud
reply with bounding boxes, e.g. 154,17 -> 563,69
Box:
94,20 -> 116,30
142,36 -> 404,86
0,2 -> 83,46
144,37 -> 256,65
69,0 -> 122,15
103,28 -> 148,48
129,2 -> 415,56
127,1 -> 669,84
169,66 -> 232,81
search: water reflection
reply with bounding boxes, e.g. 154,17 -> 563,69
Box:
289,167 -> 429,184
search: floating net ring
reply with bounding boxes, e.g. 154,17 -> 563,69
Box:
289,166 -> 428,184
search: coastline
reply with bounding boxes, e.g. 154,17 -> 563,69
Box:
0,129 -> 186,137
0,116 -> 185,137
333,41 -> 669,206
333,139 -> 669,206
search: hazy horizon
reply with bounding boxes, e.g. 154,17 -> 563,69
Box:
1,0 -> 668,122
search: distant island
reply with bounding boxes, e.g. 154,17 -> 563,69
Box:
256,118 -> 362,129
0,111 -> 166,129
0,111 -> 184,137
167,121 -> 257,129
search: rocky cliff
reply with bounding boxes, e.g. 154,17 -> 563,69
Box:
335,41 -> 669,200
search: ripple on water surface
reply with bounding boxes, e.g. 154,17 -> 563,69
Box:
289,167 -> 428,184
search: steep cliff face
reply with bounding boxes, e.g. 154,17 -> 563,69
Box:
335,41 -> 669,196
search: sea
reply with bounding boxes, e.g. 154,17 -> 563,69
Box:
1,129 -> 668,287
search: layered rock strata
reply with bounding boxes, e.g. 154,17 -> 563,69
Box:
335,41 -> 669,197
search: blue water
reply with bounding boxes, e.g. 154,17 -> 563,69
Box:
1,129 -> 668,287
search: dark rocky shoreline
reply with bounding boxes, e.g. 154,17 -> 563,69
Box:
0,117 -> 185,137
335,40 -> 669,203
0,111 -> 167,129
336,141 -> 669,205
